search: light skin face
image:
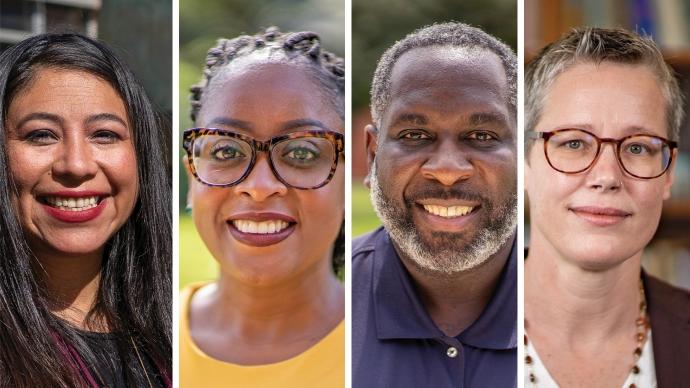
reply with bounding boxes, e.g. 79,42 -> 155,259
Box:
366,46 -> 517,273
6,68 -> 138,260
526,62 -> 675,270
188,60 -> 344,286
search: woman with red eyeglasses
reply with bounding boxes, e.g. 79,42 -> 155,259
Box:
180,27 -> 344,387
524,28 -> 690,387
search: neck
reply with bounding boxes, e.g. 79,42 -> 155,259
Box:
525,234 -> 642,346
397,233 -> 515,336
209,255 -> 343,343
33,248 -> 104,331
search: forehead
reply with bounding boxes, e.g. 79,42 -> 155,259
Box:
8,67 -> 126,119
383,46 -> 510,127
539,62 -> 666,137
199,61 -> 342,134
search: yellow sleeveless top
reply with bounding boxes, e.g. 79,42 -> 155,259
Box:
179,284 -> 344,388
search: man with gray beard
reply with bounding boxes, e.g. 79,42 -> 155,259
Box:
352,22 -> 517,387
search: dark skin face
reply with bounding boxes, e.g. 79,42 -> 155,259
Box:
366,46 -> 517,263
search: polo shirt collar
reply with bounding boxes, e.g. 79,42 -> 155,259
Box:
373,229 -> 517,350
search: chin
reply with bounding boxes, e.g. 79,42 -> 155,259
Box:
562,241 -> 642,271
28,233 -> 109,258
223,252 -> 301,285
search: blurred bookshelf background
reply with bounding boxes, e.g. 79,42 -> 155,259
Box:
525,0 -> 690,288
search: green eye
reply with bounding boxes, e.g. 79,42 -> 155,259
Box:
566,140 -> 582,149
628,143 -> 645,155
211,146 -> 245,161
287,148 -> 316,160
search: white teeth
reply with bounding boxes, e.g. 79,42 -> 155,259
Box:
233,220 -> 290,234
423,204 -> 474,218
44,196 -> 100,212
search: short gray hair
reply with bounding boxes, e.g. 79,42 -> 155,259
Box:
526,27 -> 684,145
370,22 -> 517,128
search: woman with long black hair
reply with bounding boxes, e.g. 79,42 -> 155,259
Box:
0,33 -> 171,387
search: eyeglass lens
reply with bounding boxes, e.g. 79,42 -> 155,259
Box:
191,134 -> 336,187
545,129 -> 672,178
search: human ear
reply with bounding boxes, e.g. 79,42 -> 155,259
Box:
363,124 -> 378,189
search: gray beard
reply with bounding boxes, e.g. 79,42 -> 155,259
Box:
369,160 -> 517,274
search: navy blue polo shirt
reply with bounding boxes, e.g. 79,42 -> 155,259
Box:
352,227 -> 517,387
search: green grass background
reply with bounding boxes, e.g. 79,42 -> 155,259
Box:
179,182 -> 379,288
352,182 -> 380,237
180,215 -> 218,289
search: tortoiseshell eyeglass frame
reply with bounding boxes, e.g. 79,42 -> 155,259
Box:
183,128 -> 345,189
527,128 -> 678,179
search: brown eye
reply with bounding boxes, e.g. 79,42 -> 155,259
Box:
467,131 -> 496,141
399,130 -> 431,140
26,129 -> 58,145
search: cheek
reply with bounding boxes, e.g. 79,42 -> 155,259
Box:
6,143 -> 50,193
376,149 -> 416,198
101,146 -> 139,200
190,184 -> 223,220
527,164 -> 577,216
631,183 -> 667,215
300,173 -> 344,236
477,152 -> 517,189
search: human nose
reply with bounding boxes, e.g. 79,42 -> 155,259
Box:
420,139 -> 474,186
233,153 -> 288,201
51,136 -> 98,183
586,142 -> 623,191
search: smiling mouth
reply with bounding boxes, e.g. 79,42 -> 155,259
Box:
422,204 -> 475,218
231,219 -> 292,234
41,196 -> 102,212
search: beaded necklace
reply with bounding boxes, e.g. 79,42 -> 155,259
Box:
525,279 -> 648,388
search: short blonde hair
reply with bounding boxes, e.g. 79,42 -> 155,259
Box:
526,27 -> 684,147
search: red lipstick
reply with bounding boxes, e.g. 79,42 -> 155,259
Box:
40,191 -> 108,223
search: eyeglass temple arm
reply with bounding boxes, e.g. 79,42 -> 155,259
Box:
526,131 -> 546,140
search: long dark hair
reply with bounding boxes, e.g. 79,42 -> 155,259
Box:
0,33 -> 171,387
190,27 -> 345,271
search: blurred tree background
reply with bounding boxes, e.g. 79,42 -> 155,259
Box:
179,0 -> 344,287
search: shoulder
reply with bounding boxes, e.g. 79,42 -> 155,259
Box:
180,282 -> 215,329
644,272 -> 690,313
352,226 -> 386,261
643,272 -> 690,386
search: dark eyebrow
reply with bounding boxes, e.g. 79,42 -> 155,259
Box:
468,112 -> 509,127
390,113 -> 429,128
85,113 -> 128,128
280,118 -> 330,132
206,117 -> 253,130
15,112 -> 62,128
